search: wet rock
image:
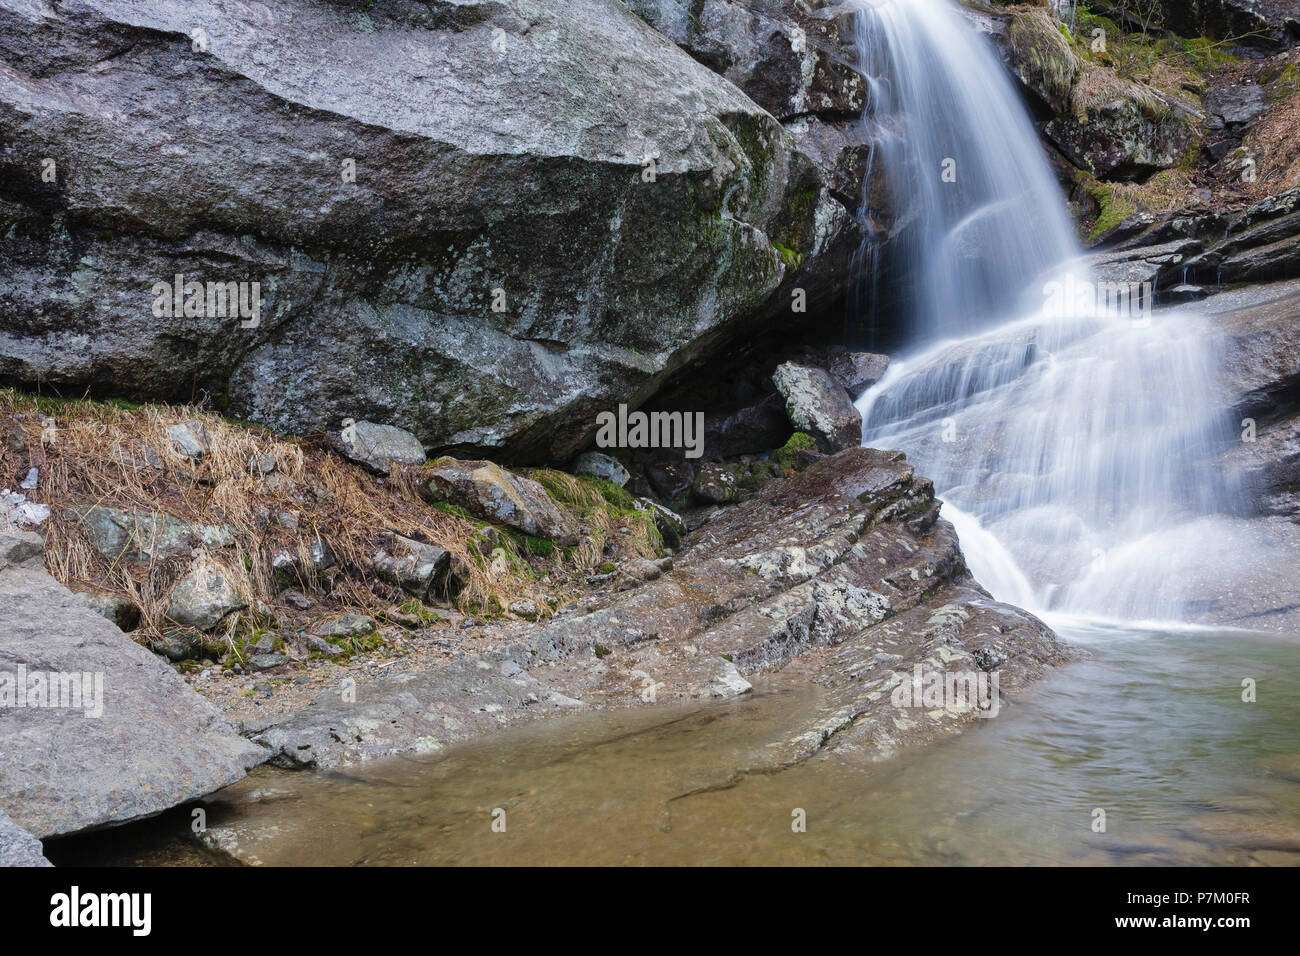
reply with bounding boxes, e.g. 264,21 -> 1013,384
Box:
165,421 -> 211,458
828,349 -> 891,396
165,559 -> 246,630
572,452 -> 629,487
248,656 -> 584,769
0,807 -> 50,867
334,420 -> 426,477
0,531 -> 264,838
67,506 -> 235,564
772,362 -> 863,452
0,0 -> 842,462
71,591 -> 141,632
372,533 -> 450,601
422,460 -> 579,546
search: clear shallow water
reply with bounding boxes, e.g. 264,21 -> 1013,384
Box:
54,622 -> 1300,866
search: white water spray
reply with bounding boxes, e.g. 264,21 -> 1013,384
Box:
852,0 -> 1246,624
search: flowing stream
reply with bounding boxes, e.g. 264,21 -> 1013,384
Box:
50,0 -> 1300,867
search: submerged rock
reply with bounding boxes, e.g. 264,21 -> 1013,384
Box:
0,531 -> 264,839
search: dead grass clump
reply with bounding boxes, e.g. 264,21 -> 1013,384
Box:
0,389 -> 575,653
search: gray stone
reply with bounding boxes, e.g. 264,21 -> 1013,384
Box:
572,452 -> 630,487
372,533 -> 450,601
336,420 -> 426,476
0,0 -> 856,463
828,350 -> 891,396
0,531 -> 264,838
248,653 -> 289,672
508,599 -> 539,620
165,421 -> 211,458
0,806 -> 50,867
66,506 -> 235,564
165,559 -> 246,630
314,614 -> 376,640
772,362 -> 863,452
422,460 -> 580,546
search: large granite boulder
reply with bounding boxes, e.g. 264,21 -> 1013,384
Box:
0,531 -> 265,839
0,0 -> 858,462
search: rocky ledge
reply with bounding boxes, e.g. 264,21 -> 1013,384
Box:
246,447 -> 1074,770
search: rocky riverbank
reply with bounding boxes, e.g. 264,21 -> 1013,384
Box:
1,379 -> 1074,863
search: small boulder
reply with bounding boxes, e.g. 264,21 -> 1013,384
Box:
315,613 -> 376,639
644,456 -> 694,502
270,539 -> 335,590
165,559 -> 246,630
828,350 -> 891,396
337,419 -> 426,476
691,463 -> 741,505
422,460 -> 580,546
248,653 -> 289,672
165,421 -> 211,458
772,363 -> 863,453
372,533 -> 450,600
572,452 -> 630,487
508,599 -> 540,620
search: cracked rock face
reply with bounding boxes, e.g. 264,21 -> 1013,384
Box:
0,0 -> 861,462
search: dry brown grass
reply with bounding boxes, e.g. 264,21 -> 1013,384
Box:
0,389 -> 627,655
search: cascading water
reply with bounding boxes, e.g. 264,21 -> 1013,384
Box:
850,0 -> 1248,624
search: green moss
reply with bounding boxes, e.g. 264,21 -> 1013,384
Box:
429,500 -> 477,522
523,535 -> 554,558
1082,178 -> 1138,239
596,561 -> 616,575
772,431 -> 817,472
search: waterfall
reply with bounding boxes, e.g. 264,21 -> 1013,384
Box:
851,0 -> 1245,624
